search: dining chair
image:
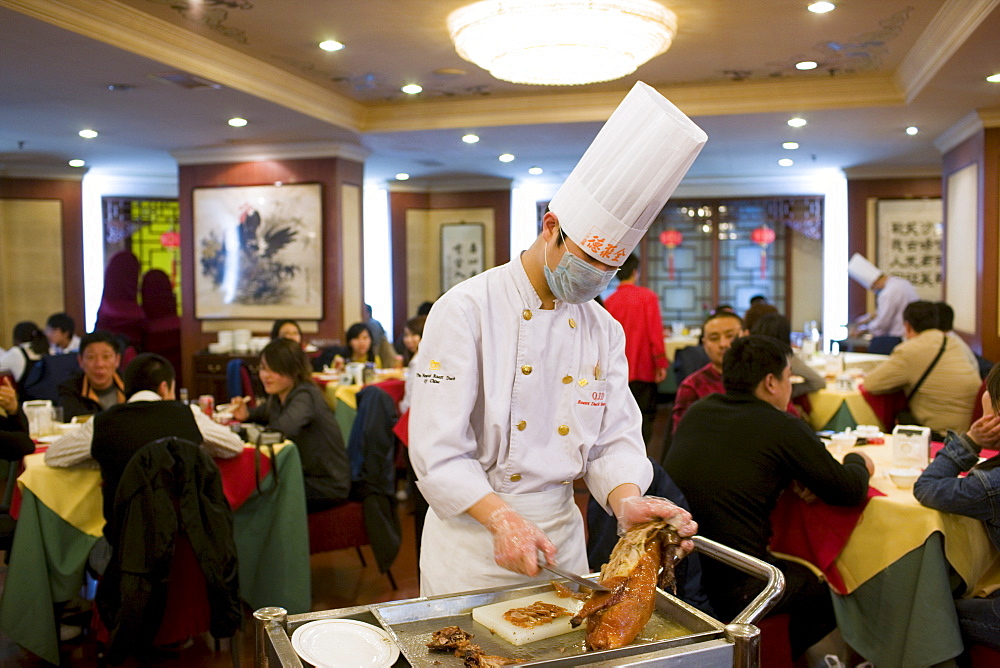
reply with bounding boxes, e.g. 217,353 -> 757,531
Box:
307,501 -> 398,590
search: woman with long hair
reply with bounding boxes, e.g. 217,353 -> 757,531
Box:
231,338 -> 349,512
269,319 -> 303,346
913,362 -> 1000,650
342,322 -> 381,367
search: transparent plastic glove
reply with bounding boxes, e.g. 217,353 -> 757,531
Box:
485,506 -> 557,576
613,495 -> 698,555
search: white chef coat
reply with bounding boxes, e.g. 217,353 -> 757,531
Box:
410,256 -> 653,595
869,276 -> 919,338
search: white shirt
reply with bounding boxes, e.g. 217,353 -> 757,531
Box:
45,390 -> 244,468
868,276 -> 919,338
51,334 -> 81,355
410,257 -> 652,520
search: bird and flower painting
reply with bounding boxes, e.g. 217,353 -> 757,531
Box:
193,183 -> 323,319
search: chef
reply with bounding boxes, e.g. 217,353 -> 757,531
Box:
847,253 -> 919,339
410,82 -> 706,597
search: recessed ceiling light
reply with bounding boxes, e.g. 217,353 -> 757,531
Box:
78,129 -> 98,139
807,2 -> 835,13
395,173 -> 410,181
795,61 -> 818,70
228,117 -> 248,127
528,166 -> 543,175
462,133 -> 480,144
778,158 -> 794,167
498,153 -> 515,163
401,84 -> 423,95
987,73 -> 1000,83
787,117 -> 807,128
782,142 -> 800,149
318,40 -> 344,52
905,126 -> 919,136
68,159 -> 86,167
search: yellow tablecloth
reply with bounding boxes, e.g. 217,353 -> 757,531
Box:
664,336 -> 699,362
18,453 -> 105,536
833,439 -> 1000,597
806,383 -> 884,431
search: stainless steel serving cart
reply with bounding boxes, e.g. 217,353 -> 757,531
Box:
254,536 -> 784,668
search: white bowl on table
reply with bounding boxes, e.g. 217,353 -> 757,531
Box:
888,468 -> 921,490
830,432 -> 858,449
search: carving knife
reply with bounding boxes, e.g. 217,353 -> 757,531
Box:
540,562 -> 611,592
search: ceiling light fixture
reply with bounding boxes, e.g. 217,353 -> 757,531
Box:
68,159 -> 86,167
462,133 -> 480,143
498,153 -> 515,163
906,126 -> 919,136
447,0 -> 678,86
528,166 -> 543,175
228,117 -> 248,127
395,173 -> 410,181
401,84 -> 423,95
778,158 -> 794,167
319,40 -> 344,52
78,129 -> 98,139
787,117 -> 807,128
782,142 -> 799,149
807,2 -> 835,13
987,73 -> 1000,83
795,61 -> 818,70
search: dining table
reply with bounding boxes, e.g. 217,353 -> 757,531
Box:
771,436 -> 1000,667
0,442 -> 311,665
801,352 -> 903,432
312,371 -> 405,442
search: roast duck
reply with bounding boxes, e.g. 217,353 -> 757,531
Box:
570,518 -> 682,651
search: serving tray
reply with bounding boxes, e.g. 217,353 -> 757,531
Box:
369,580 -> 725,667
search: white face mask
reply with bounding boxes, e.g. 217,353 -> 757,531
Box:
543,228 -> 617,303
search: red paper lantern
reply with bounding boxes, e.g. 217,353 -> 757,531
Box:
751,225 -> 776,279
659,229 -> 684,279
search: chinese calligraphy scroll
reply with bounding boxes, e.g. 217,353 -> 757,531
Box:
876,198 -> 943,302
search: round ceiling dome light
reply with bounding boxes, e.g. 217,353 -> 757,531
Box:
228,117 -> 248,127
319,40 -> 344,52
498,153 -> 515,163
906,126 -> 919,136
782,142 -> 799,149
795,61 -> 818,70
986,73 -> 1000,83
401,84 -> 423,95
78,129 -> 98,139
68,159 -> 86,167
395,173 -> 410,181
787,117 -> 807,128
447,0 -> 678,86
528,166 -> 544,175
807,2 -> 835,13
462,133 -> 480,144
778,158 -> 794,167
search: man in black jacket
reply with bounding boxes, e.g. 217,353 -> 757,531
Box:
665,335 -> 874,660
56,330 -> 125,420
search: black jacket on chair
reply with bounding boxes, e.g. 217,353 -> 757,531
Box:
96,437 -> 241,663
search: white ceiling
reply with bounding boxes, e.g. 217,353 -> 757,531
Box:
1,0 -> 998,187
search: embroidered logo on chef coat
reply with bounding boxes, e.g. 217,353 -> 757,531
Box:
577,390 -> 606,407
416,359 -> 455,384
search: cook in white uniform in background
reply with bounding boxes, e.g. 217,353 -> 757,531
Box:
410,82 -> 707,597
847,253 -> 919,338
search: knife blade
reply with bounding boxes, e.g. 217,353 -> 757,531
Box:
540,562 -> 611,592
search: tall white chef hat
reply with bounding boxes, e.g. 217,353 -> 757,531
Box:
548,81 -> 707,267
847,253 -> 884,289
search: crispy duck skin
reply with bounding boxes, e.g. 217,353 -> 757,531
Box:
570,520 -> 680,651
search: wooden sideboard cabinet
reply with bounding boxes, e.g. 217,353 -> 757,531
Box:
191,353 -> 264,402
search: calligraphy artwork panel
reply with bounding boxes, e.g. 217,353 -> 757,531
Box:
440,222 -> 485,293
876,198 -> 943,302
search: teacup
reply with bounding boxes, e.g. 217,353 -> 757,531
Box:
888,468 -> 921,490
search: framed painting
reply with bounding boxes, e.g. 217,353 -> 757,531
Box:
875,198 -> 943,302
440,222 -> 485,293
194,183 -> 323,319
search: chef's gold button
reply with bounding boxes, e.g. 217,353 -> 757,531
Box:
516,420 -> 526,431
578,379 -> 588,387
568,318 -> 576,328
522,309 -> 532,321
510,473 -> 522,482
558,425 -> 570,436
562,375 -> 573,384
561,480 -> 571,485
521,365 -> 532,375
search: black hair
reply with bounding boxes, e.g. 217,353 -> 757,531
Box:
79,330 -> 120,355
123,353 -> 174,396
260,338 -> 312,386
345,322 -> 375,362
935,302 -> 955,332
722,335 -> 792,395
977,364 -> 1000,471
617,254 -> 639,281
743,303 -> 779,333
46,312 -> 75,336
270,319 -> 302,341
749,295 -> 767,306
903,301 -> 939,333
712,304 -> 735,315
416,301 -> 434,316
702,310 -> 744,330
13,321 -> 49,356
405,316 -> 426,338
750,312 -> 792,344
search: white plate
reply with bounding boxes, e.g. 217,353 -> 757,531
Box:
35,434 -> 61,443
291,619 -> 399,668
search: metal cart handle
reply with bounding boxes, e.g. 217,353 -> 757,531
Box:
692,535 -> 785,625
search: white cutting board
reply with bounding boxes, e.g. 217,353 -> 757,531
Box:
471,591 -> 585,646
